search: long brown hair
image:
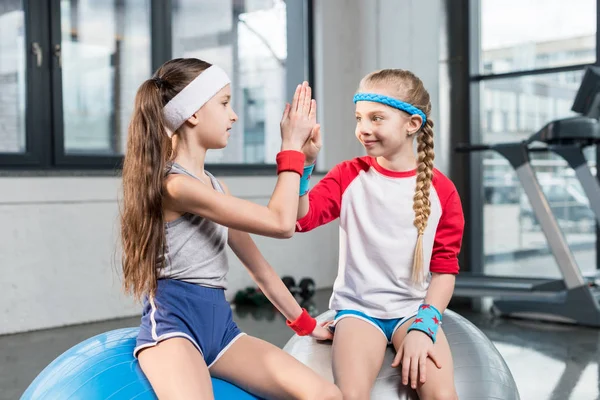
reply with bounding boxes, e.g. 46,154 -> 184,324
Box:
121,58 -> 211,301
359,69 -> 434,284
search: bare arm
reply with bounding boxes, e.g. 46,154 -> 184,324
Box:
165,84 -> 316,239
227,226 -> 333,340
228,228 -> 302,321
220,177 -> 305,319
220,179 -> 331,339
298,192 -> 310,219
297,124 -> 322,220
392,273 -> 456,383
293,164 -> 343,233
424,273 -> 456,313
425,189 -> 463,312
165,172 -> 301,238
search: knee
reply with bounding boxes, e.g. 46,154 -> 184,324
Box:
316,382 -> 343,400
339,387 -> 369,400
427,388 -> 458,400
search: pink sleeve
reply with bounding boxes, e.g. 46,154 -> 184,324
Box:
296,165 -> 343,232
430,189 -> 465,274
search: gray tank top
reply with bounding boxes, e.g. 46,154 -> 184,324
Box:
157,162 -> 229,289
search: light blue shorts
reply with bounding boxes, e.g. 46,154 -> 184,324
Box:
330,309 -> 415,343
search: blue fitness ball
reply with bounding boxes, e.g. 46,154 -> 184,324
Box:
21,327 -> 260,399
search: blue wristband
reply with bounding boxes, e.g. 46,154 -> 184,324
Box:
299,163 -> 315,196
407,304 -> 443,343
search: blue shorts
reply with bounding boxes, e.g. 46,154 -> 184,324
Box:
134,279 -> 245,368
331,310 -> 415,343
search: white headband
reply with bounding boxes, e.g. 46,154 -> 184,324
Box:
162,65 -> 231,136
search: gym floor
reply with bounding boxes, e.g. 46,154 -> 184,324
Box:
2,289 -> 598,400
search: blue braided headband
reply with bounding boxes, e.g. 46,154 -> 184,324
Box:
353,93 -> 426,127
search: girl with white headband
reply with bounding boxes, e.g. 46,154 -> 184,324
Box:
295,69 -> 465,400
120,58 -> 341,399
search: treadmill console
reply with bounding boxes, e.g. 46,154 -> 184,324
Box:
573,66 -> 600,118
530,116 -> 600,145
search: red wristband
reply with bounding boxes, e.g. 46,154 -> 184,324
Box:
286,308 -> 317,336
276,150 -> 305,176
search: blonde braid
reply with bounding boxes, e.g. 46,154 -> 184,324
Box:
358,68 -> 435,284
411,118 -> 435,283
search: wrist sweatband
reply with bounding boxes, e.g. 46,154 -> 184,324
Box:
276,151 -> 305,176
299,163 -> 315,196
286,308 -> 317,336
407,303 -> 442,343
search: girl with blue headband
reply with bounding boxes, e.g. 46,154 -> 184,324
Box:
296,69 -> 464,399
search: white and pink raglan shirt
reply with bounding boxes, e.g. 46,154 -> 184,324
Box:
297,156 -> 465,319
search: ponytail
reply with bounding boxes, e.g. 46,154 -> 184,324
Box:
121,79 -> 172,301
120,58 -> 211,300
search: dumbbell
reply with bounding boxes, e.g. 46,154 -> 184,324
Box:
282,276 -> 316,300
282,276 -> 298,295
298,277 -> 316,300
233,286 -> 270,306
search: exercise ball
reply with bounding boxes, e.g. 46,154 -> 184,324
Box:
284,309 -> 520,400
21,327 -> 260,400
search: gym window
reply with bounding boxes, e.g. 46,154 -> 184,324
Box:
468,0 -> 600,274
0,0 -> 313,171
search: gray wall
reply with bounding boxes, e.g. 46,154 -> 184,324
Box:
0,0 -> 445,335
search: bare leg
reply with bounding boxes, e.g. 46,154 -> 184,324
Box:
331,317 -> 388,400
210,335 -> 342,400
391,317 -> 457,400
138,338 -> 214,400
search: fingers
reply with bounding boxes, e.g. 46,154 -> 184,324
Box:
312,124 -> 322,148
290,81 -> 315,116
297,81 -> 308,113
410,356 -> 419,389
291,84 -> 301,112
304,84 -> 312,115
281,103 -> 290,122
308,99 -> 317,122
419,355 -> 427,384
428,349 -> 442,369
312,325 -> 334,341
396,347 -> 438,388
400,354 -> 421,389
322,321 -> 335,337
401,355 -> 410,386
391,350 -> 402,368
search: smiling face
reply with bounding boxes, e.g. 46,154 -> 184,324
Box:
354,86 -> 423,159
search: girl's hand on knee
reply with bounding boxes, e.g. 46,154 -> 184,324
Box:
391,331 -> 442,389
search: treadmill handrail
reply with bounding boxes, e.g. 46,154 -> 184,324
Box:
455,141 -> 530,153
455,143 -> 491,153
455,140 -> 587,290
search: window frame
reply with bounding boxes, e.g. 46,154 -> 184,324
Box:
0,0 -> 314,172
0,0 -> 52,169
460,0 -> 600,274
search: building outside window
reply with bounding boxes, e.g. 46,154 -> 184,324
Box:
0,0 -> 310,169
472,0 -> 598,277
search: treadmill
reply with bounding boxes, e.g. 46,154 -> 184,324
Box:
527,120 -> 600,226
453,66 -> 600,327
